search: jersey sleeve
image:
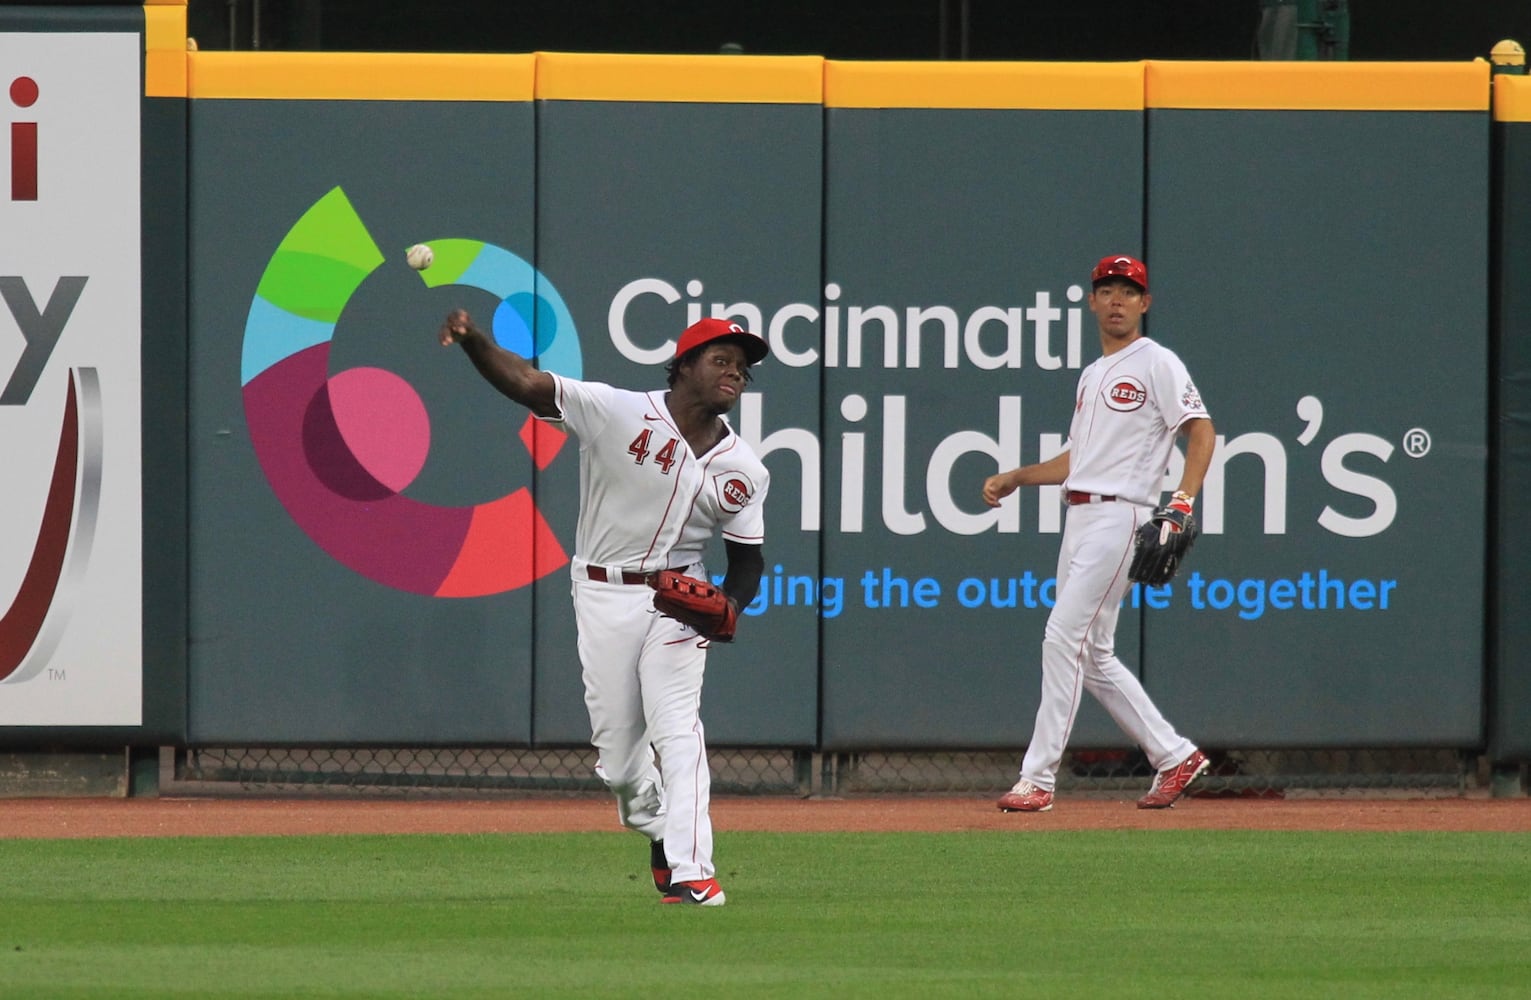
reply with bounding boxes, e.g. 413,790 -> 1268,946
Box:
720,466 -> 770,544
544,373 -> 615,439
1150,350 -> 1210,431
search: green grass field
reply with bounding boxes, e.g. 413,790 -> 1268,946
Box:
1,830 -> 1527,998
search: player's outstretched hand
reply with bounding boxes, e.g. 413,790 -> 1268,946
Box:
438,308 -> 480,347
982,471 -> 1019,508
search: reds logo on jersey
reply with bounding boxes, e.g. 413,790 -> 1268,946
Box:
714,472 -> 754,514
1104,376 -> 1148,412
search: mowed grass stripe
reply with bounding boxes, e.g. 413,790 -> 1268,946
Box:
0,830 -> 1527,999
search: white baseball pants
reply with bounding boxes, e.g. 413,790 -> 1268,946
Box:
573,577 -> 715,882
1020,501 -> 1197,791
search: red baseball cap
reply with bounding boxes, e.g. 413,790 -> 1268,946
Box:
675,317 -> 769,365
1091,254 -> 1148,292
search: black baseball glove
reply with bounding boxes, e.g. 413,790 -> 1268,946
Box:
1128,499 -> 1200,586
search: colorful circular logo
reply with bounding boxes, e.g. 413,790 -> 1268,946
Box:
241,186 -> 578,596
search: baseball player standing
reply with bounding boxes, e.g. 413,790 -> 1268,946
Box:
439,309 -> 770,905
981,254 -> 1215,812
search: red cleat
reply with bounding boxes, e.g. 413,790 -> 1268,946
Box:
1138,749 -> 1210,809
997,779 -> 1054,812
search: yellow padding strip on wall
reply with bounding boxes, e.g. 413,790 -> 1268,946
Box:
825,60 -> 1142,110
189,52 -> 535,101
1495,75 -> 1531,123
535,52 -> 823,103
1146,61 -> 1488,111
143,4 -> 187,97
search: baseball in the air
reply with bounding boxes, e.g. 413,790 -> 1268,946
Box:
405,243 -> 434,270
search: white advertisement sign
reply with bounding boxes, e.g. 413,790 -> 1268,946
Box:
0,32 -> 142,724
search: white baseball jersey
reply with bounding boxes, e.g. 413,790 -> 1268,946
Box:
545,373 -> 770,573
1062,337 -> 1209,506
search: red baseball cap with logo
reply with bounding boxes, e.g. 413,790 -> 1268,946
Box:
675,317 -> 769,365
1090,254 -> 1148,292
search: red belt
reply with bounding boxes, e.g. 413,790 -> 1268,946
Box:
1065,491 -> 1116,505
585,567 -> 656,585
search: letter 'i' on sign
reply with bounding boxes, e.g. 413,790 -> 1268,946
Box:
10,76 -> 38,202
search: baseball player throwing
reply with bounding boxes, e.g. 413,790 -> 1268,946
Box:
440,309 -> 770,905
982,254 -> 1215,811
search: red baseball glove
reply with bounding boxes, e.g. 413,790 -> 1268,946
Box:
650,570 -> 739,642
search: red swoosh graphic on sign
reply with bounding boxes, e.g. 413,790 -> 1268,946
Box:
0,376 -> 78,680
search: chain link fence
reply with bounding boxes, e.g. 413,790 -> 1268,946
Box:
165,745 -> 1479,799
